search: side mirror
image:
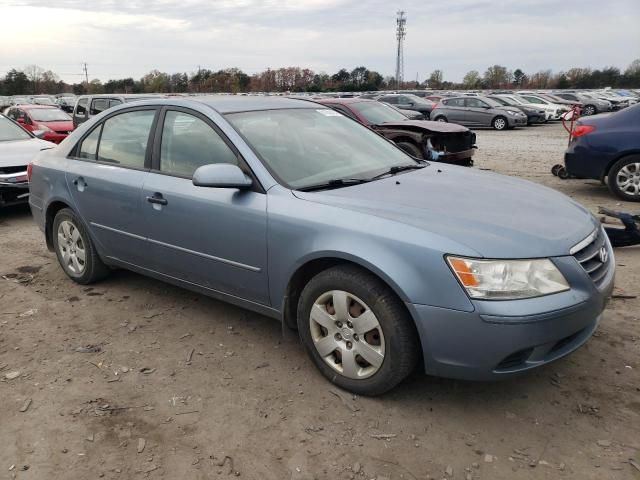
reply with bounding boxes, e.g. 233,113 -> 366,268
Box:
192,164 -> 253,189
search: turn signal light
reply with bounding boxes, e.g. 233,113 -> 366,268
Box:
572,125 -> 595,137
27,163 -> 33,182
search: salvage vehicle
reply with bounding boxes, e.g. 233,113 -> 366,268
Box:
377,94 -> 435,119
486,95 -> 546,125
564,103 -> 640,201
432,96 -> 528,130
0,114 -> 53,206
4,105 -> 73,144
318,98 -> 476,164
29,96 -> 614,395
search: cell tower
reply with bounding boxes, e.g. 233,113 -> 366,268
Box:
395,11 -> 406,88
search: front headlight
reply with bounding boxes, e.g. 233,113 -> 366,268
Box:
446,256 -> 570,300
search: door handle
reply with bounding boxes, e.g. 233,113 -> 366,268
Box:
146,194 -> 168,206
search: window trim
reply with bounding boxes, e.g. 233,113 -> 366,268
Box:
68,106 -> 160,173
150,106 -> 265,193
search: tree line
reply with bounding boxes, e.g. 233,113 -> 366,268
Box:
1,60 -> 639,96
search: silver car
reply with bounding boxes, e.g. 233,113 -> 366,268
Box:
432,96 -> 528,130
28,97 -> 614,395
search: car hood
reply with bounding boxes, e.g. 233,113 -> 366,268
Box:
0,138 -> 55,167
293,165 -> 597,258
376,120 -> 469,133
38,120 -> 73,132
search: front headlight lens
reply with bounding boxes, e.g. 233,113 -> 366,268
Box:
447,256 -> 570,300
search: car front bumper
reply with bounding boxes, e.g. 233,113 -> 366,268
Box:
0,170 -> 29,206
508,115 -> 528,127
407,251 -> 614,381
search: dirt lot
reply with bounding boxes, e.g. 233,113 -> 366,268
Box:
1,122 -> 639,480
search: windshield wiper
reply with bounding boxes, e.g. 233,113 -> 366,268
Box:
296,178 -> 371,192
367,163 -> 426,181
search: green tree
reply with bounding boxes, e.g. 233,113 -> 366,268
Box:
483,65 -> 509,89
462,70 -> 481,89
512,68 -> 526,87
427,69 -> 444,88
2,69 -> 30,95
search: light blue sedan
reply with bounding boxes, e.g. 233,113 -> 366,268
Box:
28,97 -> 614,395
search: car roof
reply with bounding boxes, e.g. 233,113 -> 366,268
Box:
315,98 -> 373,105
18,104 -> 60,110
124,95 -> 329,114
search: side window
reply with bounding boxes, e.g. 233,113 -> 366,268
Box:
109,99 -> 123,108
97,110 -> 155,169
78,125 -> 102,160
76,98 -> 88,116
384,96 -> 398,104
159,111 -> 238,178
17,109 -> 28,122
90,98 -> 109,115
465,98 -> 488,108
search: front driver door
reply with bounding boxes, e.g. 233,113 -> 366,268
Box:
464,98 -> 492,126
142,108 -> 269,305
65,107 -> 158,267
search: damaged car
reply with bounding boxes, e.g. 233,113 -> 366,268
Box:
318,98 -> 477,165
0,114 -> 53,207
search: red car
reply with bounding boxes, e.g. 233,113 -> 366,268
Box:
5,105 -> 74,144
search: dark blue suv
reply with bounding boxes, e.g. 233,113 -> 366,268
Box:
565,104 -> 640,201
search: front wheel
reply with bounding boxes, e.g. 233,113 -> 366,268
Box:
607,155 -> 640,202
52,208 -> 110,284
583,105 -> 596,116
297,266 -> 419,396
434,116 -> 448,122
492,116 -> 508,130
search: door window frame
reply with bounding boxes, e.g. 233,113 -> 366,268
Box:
68,106 -> 160,173
150,106 -> 265,193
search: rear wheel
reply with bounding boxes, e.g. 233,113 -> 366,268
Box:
583,105 -> 596,116
607,155 -> 640,202
434,116 -> 448,122
395,141 -> 424,159
297,265 -> 419,396
492,116 -> 508,130
52,208 -> 110,284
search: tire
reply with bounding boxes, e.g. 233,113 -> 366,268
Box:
607,155 -> 640,202
52,208 -> 110,284
434,116 -> 448,122
583,105 -> 596,116
492,116 -> 508,130
297,265 -> 419,396
395,141 -> 424,159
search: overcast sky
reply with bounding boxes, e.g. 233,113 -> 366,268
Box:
1,0 -> 638,84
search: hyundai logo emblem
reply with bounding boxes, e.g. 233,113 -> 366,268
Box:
598,246 -> 608,264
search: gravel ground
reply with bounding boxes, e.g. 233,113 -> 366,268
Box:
1,122 -> 639,480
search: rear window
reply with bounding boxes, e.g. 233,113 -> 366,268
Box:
76,98 -> 88,115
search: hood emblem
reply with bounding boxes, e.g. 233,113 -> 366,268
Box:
598,246 -> 608,264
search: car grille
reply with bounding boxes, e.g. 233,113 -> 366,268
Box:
571,228 -> 612,288
0,166 -> 27,175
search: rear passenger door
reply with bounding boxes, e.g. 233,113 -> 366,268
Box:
142,108 -> 269,305
65,107 -> 158,266
442,98 -> 466,123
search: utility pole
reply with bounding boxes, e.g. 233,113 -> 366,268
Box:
82,62 -> 89,86
395,11 -> 406,89
197,65 -> 202,92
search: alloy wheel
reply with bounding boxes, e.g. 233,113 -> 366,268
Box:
57,220 -> 86,274
309,290 -> 385,379
493,118 -> 506,130
616,162 -> 640,197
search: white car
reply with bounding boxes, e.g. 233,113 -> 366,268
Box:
495,94 -> 555,121
0,114 -> 54,207
516,94 -> 570,120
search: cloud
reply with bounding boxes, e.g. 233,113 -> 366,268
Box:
1,0 -> 638,83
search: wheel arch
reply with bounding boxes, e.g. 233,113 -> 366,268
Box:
281,254 -> 412,331
603,151 -> 640,180
44,199 -> 73,251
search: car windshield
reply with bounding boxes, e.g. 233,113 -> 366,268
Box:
32,97 -> 56,105
227,108 -> 416,189
0,116 -> 32,141
350,101 -> 408,124
29,109 -> 71,122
